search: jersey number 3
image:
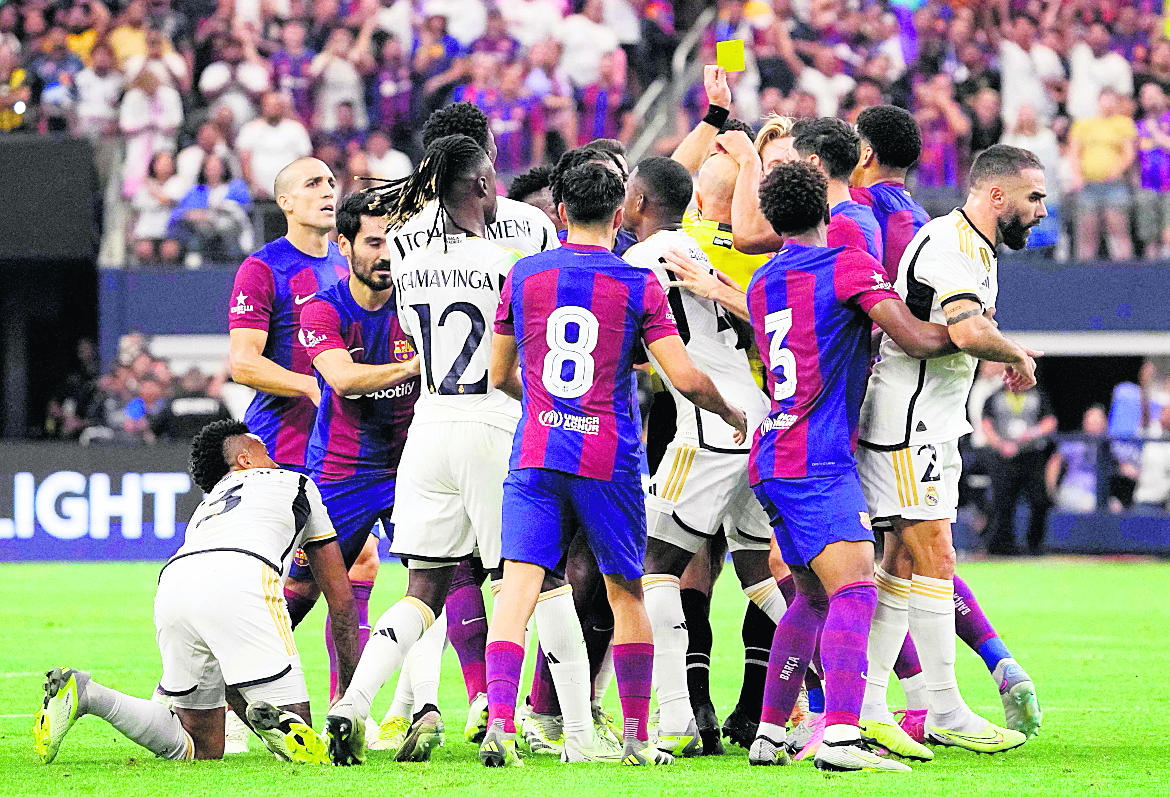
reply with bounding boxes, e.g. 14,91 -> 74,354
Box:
764,309 -> 797,401
542,306 -> 599,398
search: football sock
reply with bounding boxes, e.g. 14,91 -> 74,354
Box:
283,588 -> 316,630
408,611 -> 447,710
534,585 -> 592,743
326,579 -> 373,702
893,634 -> 928,711
643,574 -> 694,733
760,592 -> 828,732
343,597 -> 435,720
953,575 -> 1012,674
734,600 -> 775,717
744,577 -> 787,623
776,574 -> 796,606
486,640 -> 525,734
861,567 -> 910,721
821,582 -> 877,731
680,588 -> 713,707
445,560 -> 488,700
909,574 -> 973,727
583,613 -> 615,698
613,642 -> 654,742
528,646 -> 561,716
81,678 -> 192,760
593,643 -> 614,702
387,658 -> 414,721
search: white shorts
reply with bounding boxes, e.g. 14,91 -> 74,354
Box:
856,439 -> 961,530
390,421 -> 511,569
154,552 -> 309,711
646,441 -> 772,555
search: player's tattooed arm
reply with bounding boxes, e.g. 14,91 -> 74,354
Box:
946,307 -> 982,325
866,298 -> 957,359
230,328 -> 322,404
489,333 -> 524,402
312,348 -> 421,396
304,539 -> 360,693
660,248 -> 749,321
943,297 -> 1042,390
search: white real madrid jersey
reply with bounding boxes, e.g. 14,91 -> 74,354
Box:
624,228 -> 768,451
860,209 -> 999,448
394,233 -> 522,431
172,468 -> 336,577
387,196 -> 559,267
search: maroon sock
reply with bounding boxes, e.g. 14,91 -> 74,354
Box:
528,645 -> 561,715
444,561 -> 488,700
613,642 -> 654,742
283,588 -> 316,629
486,640 -> 525,734
893,632 -> 924,680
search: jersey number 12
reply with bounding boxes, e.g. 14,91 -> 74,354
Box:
412,302 -> 488,395
764,309 -> 797,401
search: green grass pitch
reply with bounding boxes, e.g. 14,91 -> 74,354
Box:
2,559 -> 1169,796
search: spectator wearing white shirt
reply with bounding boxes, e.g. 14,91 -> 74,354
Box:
422,0 -> 486,47
124,26 -> 191,92
1133,406 -> 1170,512
794,46 -> 854,119
365,129 -> 412,180
176,122 -> 237,195
236,91 -> 312,198
558,0 -> 620,88
498,0 -> 563,48
309,26 -> 368,132
996,16 -> 1063,127
74,42 -> 124,137
1068,23 -> 1134,121
119,69 -> 183,199
199,33 -> 271,132
131,150 -> 185,264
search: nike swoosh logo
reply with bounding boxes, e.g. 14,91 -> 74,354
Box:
462,617 -> 486,625
349,347 -> 365,355
936,728 -> 1005,745
294,294 -> 315,305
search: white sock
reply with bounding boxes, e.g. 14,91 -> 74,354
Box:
643,574 -> 695,733
743,578 -> 787,624
83,679 -> 192,760
900,672 -> 929,712
593,643 -> 614,702
758,720 -> 786,742
908,574 -> 972,727
344,596 -> 435,720
861,567 -> 910,721
408,611 -> 447,711
823,723 -> 861,744
386,657 -> 414,721
533,585 -> 591,744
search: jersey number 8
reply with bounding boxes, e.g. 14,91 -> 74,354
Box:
542,306 -> 599,398
764,309 -> 797,401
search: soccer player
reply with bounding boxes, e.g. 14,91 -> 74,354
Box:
290,190 -> 421,708
479,161 -> 747,767
856,144 -> 1047,757
508,166 -> 560,231
621,156 -> 778,758
34,420 -> 359,765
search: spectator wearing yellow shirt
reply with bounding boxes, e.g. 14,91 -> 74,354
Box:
0,41 -> 30,132
63,2 -> 112,65
107,0 -> 152,66
1069,86 -> 1137,260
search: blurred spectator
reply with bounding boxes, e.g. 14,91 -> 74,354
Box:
559,0 -> 619,88
499,0 -> 563,49
1068,22 -> 1134,121
1046,405 -> 1115,513
368,33 -> 412,135
425,0 -> 487,48
150,367 -> 232,441
469,8 -> 521,63
996,14 -> 1063,127
967,88 -> 1003,160
46,339 -> 101,440
199,33 -> 270,131
29,27 -> 85,130
107,0 -> 152,66
365,129 -> 412,179
1110,359 -> 1170,439
913,75 -> 969,197
119,69 -> 183,198
790,45 -> 855,119
310,26 -> 367,131
169,153 -> 253,263
1002,103 -> 1062,248
982,384 -> 1058,556
1069,87 -> 1136,260
412,13 -> 464,99
1135,39 -> 1170,100
525,38 -> 575,149
175,121 -> 235,194
0,6 -> 20,56
124,25 -> 190,91
1135,83 -> 1170,260
124,376 -> 168,443
131,149 -> 184,264
324,100 -> 366,153
953,43 -> 1000,107
1133,406 -> 1170,512
74,42 -> 123,138
575,49 -> 635,146
271,18 -> 317,125
492,60 -> 546,182
452,52 -> 500,109
236,91 -> 312,199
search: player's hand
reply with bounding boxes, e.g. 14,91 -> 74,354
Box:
999,440 -> 1019,459
714,130 -> 757,167
1004,351 -> 1038,392
661,248 -> 724,299
703,64 -> 731,110
722,403 -> 747,444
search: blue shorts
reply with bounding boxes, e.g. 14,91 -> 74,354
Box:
752,471 -> 874,568
288,471 -> 395,582
501,468 -> 646,581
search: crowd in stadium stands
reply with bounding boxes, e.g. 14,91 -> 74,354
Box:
3,0 -> 1170,261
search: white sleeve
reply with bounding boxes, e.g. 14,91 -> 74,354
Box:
621,243 -> 670,289
914,244 -> 985,310
299,477 -> 338,546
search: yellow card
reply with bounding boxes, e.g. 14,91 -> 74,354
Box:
716,39 -> 746,72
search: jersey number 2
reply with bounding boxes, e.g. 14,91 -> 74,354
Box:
412,302 -> 488,395
764,309 -> 797,401
542,306 -> 599,398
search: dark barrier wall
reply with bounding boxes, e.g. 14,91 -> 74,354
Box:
0,136 -> 100,261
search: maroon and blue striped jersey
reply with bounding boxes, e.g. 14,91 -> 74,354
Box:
494,243 -> 677,482
747,243 -> 899,483
574,85 -> 634,146
828,199 -> 883,262
299,279 -> 418,482
850,182 -> 931,280
229,237 -> 348,467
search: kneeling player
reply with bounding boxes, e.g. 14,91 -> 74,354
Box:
479,162 -> 747,767
34,420 -> 359,764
